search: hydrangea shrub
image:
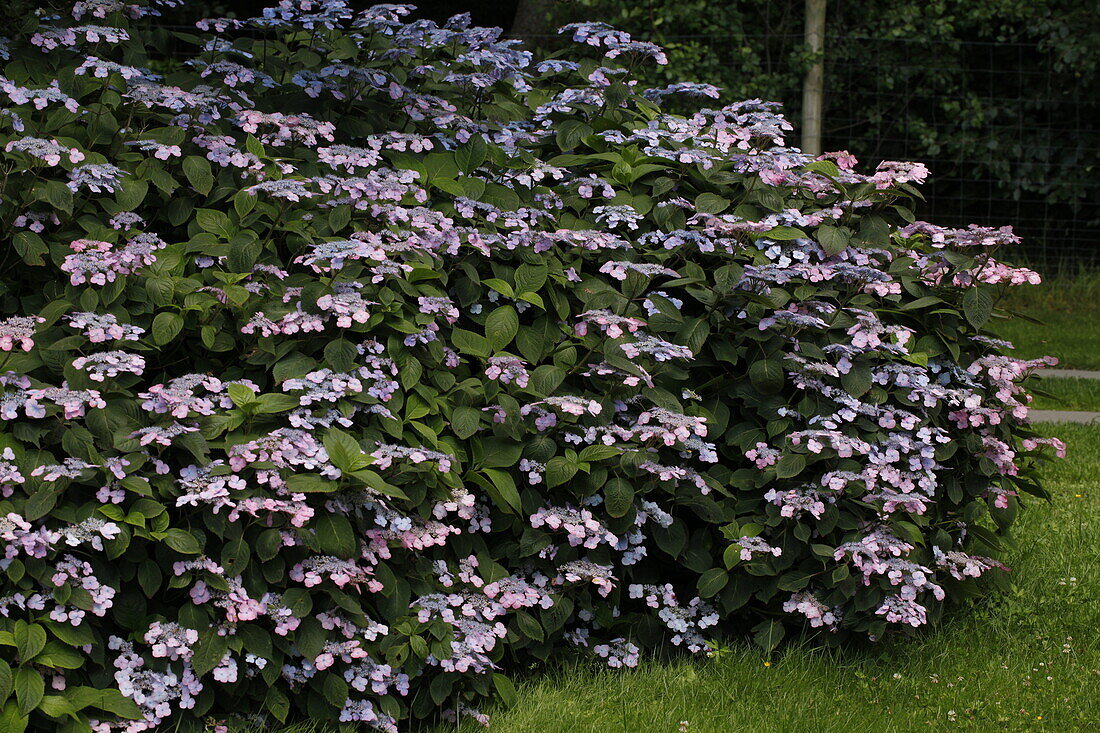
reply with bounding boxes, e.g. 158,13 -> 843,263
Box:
0,1 -> 1063,730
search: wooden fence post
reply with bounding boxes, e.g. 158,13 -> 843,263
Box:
801,0 -> 826,156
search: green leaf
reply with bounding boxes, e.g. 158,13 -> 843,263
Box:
34,643 -> 83,670
234,188 -> 256,217
752,619 -> 786,654
452,328 -> 491,358
603,478 -> 634,518
0,659 -> 11,702
14,668 -> 43,716
482,278 -> 515,299
285,473 -> 339,493
311,513 -> 357,558
264,687 -> 290,723
749,359 -> 785,393
0,702 -> 27,733
514,610 -> 544,641
555,119 -> 592,151
322,673 -> 349,708
37,695 -> 75,719
221,534 -> 250,575
227,383 -> 257,407
151,312 -> 183,345
145,276 -> 174,306
349,470 -> 408,500
195,208 -> 232,238
697,568 -> 729,598
694,192 -> 730,214
478,438 -> 523,468
514,263 -> 547,293
323,339 -> 358,373
76,689 -> 141,719
190,632 -> 229,677
455,135 -> 488,173
323,428 -> 362,473
13,622 -> 46,663
182,155 -> 214,195
255,393 -> 301,414
451,406 -> 481,440
816,224 -> 851,256
485,306 -> 519,351
480,468 -> 522,514
775,453 -> 806,479
899,295 -> 943,311
544,456 -> 578,489
493,673 -> 518,708
293,617 -> 326,660
429,672 -> 452,705
162,528 -> 201,555
841,362 -> 873,398
676,318 -> 709,353
763,225 -> 805,240
43,180 -> 73,214
803,159 -> 841,178
962,287 -> 994,328
12,232 -> 48,266
578,445 -> 620,462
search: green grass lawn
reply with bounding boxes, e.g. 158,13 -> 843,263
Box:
1030,378 -> 1100,412
994,274 -> 1100,370
231,424 -> 1100,733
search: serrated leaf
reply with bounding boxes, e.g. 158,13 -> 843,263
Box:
480,468 -> 521,515
513,610 -> 544,641
455,135 -> 488,172
817,224 -> 851,256
451,405 -> 481,440
323,427 -> 362,473
14,622 -> 46,663
752,619 -> 785,654
544,456 -> 577,488
694,192 -> 730,214
763,225 -> 805,240
0,660 -> 11,702
151,312 -> 183,345
322,673 -> 349,708
485,306 -> 519,351
775,453 -> 806,479
195,208 -> 231,237
697,568 -> 729,597
190,632 -> 229,677
493,673 -> 518,707
962,287 -> 994,328
264,687 -> 290,723
311,513 -> 357,558
555,119 -> 591,152
12,232 -> 48,266
182,155 -> 214,195
451,328 -> 491,358
323,339 -> 358,372
14,668 -> 43,716
162,528 -> 201,555
227,383 -> 257,407
603,478 -> 634,518
749,359 -> 785,394
841,362 -> 873,398
0,701 -> 27,732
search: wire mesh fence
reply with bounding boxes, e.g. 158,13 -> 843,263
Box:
642,32 -> 1099,274
153,16 -> 1099,274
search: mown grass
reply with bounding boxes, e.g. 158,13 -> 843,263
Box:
994,273 -> 1100,370
227,425 -> 1100,733
1030,378 -> 1100,412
